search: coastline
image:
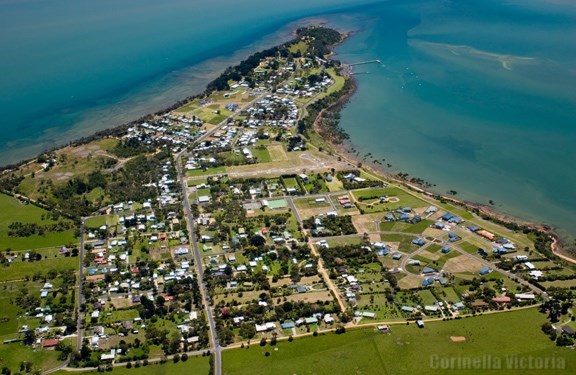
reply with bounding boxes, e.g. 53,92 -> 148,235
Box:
310,44 -> 574,262
1,25 -> 573,263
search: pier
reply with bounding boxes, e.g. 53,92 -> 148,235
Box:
347,59 -> 383,66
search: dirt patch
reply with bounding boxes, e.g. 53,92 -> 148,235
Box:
272,276 -> 321,287
110,297 -> 134,309
286,290 -> 334,303
397,274 -> 422,289
450,336 -> 466,342
298,206 -> 333,219
70,144 -> 101,158
150,246 -> 173,261
53,172 -> 75,181
443,255 -> 484,273
351,213 -> 381,235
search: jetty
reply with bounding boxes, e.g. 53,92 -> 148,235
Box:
347,59 -> 383,66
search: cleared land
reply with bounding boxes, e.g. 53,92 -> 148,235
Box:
223,308 -> 575,374
0,193 -> 76,250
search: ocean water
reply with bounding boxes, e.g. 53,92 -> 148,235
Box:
0,0 -> 381,163
331,0 -> 576,239
1,0 -> 575,239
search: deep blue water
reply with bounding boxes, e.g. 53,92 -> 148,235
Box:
1,0 -> 575,238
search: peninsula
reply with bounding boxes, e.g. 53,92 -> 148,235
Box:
0,26 -> 574,375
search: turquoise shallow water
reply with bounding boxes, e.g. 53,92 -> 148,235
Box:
331,0 -> 576,237
0,0 -> 381,162
1,0 -> 575,239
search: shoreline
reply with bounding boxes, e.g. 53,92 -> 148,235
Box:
310,45 -> 574,262
1,24 -> 574,263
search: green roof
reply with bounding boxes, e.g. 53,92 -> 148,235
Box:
268,198 -> 288,209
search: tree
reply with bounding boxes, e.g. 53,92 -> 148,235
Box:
238,323 -> 256,339
249,234 -> 266,248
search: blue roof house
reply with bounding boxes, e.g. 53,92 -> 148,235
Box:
412,238 -> 425,246
422,277 -> 435,287
422,267 -> 436,275
441,213 -> 454,221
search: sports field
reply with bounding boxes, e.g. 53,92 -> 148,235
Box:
222,307 -> 575,374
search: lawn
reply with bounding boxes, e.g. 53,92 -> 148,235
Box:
251,147 -> 272,163
222,307 -> 575,374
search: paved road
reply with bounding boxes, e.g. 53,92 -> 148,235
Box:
176,151 -> 221,375
76,219 -> 86,351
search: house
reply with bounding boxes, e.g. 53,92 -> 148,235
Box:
529,270 -> 544,279
392,253 -> 402,260
304,317 -> 318,325
255,322 -> 276,332
43,339 -> 59,349
441,213 -> 454,221
401,306 -> 415,313
524,262 -> 536,270
477,230 -> 495,240
422,277 -> 435,287
412,238 -> 425,246
441,246 -> 451,254
492,296 -> 511,303
416,320 -> 424,328
101,349 -> 116,362
425,305 -> 439,313
479,267 -> 491,276
453,302 -> 465,310
323,314 -> 334,324
377,325 -> 391,333
281,321 -> 295,329
198,195 -> 211,204
515,293 -> 536,300
422,267 -> 436,275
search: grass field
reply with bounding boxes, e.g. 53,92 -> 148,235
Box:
222,307 -> 575,374
381,233 -> 419,253
251,147 -> 272,163
0,342 -> 62,373
352,187 -> 427,213
0,256 -> 79,282
186,166 -> 226,177
52,355 -> 210,375
0,193 -> 77,250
